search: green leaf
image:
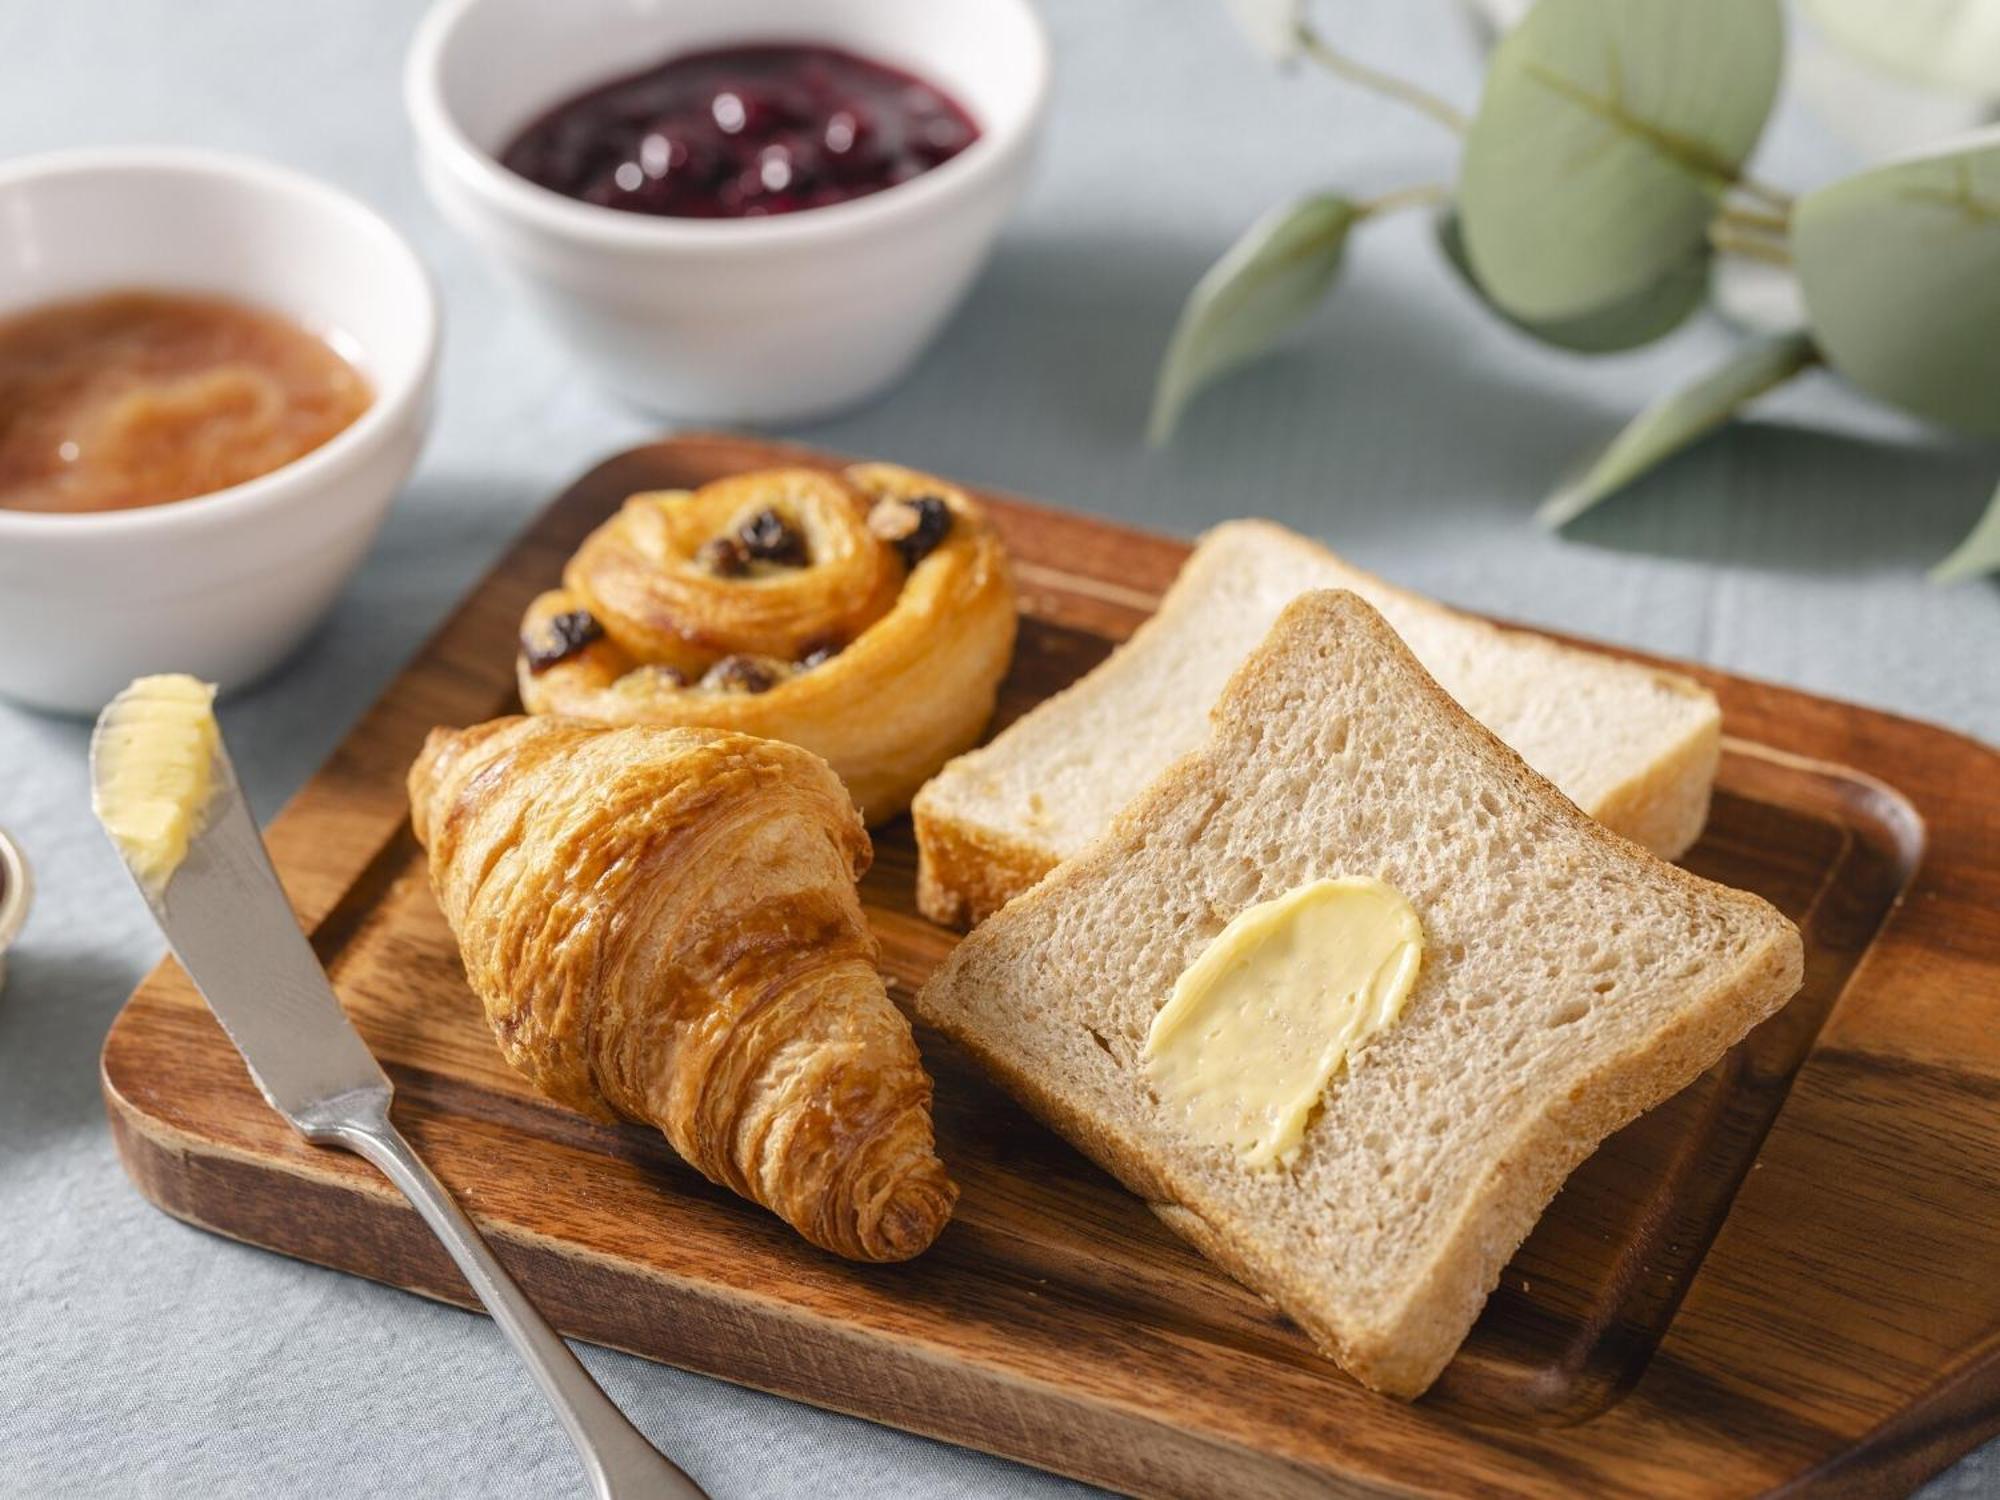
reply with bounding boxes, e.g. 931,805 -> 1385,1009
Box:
1539,330 -> 1817,526
1792,130 -> 2000,436
1804,0 -> 2000,99
1149,194 -> 1360,444
1458,0 -> 1784,324
1932,476 -> 2000,582
1223,0 -> 1304,64
1435,207 -> 1708,352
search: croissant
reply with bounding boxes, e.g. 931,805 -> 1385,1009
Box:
407,714 -> 956,1261
515,463 -> 1016,824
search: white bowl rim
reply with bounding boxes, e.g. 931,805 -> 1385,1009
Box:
404,0 -> 1052,252
0,825 -> 30,957
0,145 -> 440,542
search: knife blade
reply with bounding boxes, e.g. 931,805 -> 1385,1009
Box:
92,723 -> 389,1131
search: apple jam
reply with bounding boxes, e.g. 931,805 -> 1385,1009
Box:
0,291 -> 372,515
500,43 -> 980,220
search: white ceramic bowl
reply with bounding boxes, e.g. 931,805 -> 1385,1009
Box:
0,149 -> 438,716
407,0 -> 1048,421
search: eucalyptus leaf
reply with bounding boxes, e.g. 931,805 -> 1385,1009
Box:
1458,0 -> 1783,324
1149,194 -> 1360,444
1792,130 -> 2000,436
1931,476 -> 2000,583
1805,0 -> 2000,99
1539,330 -> 1817,527
1436,208 -> 1707,352
1224,0 -> 1304,64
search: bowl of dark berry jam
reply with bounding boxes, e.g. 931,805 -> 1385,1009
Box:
501,44 -> 983,222
406,0 -> 1048,420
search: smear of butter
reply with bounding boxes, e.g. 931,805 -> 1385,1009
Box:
1143,877 -> 1423,1171
91,674 -> 220,895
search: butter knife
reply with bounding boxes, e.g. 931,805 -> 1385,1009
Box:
91,711 -> 708,1500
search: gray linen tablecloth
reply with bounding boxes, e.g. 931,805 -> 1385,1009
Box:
3,2 -> 1995,1495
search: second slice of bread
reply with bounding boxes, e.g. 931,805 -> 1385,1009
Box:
913,521 -> 1722,927
915,589 -> 1802,1397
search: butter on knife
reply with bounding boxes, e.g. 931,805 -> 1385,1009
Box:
89,673 -> 220,895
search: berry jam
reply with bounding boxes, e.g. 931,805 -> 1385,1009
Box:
500,44 -> 980,220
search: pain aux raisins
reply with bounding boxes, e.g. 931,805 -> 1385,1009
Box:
523,609 -> 605,673
737,508 -> 808,566
624,663 -> 687,689
797,636 -> 843,670
695,535 -> 750,576
868,494 -> 953,569
701,654 -> 779,693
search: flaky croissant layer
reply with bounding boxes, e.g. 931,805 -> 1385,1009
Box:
409,716 -> 956,1261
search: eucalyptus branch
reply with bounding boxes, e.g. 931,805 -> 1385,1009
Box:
1295,24 -> 1469,135
1731,174 -> 1795,214
1708,222 -> 1792,267
1718,203 -> 1791,237
1358,183 -> 1450,217
1173,0 -> 1998,574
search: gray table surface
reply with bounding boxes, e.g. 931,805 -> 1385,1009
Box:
4,2 -> 1996,1496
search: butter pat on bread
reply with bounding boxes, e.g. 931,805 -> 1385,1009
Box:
1142,876 -> 1424,1172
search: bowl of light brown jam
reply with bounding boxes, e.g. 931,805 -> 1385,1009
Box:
0,149 -> 437,714
0,290 -> 373,517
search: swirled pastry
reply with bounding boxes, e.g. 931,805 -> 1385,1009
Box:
517,464 -> 1016,824
408,715 -> 957,1261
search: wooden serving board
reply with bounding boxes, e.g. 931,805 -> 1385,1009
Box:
104,434 -> 2000,1498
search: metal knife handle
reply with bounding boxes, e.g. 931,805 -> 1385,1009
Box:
317,1096 -> 709,1500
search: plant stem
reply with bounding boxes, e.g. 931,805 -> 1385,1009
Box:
1711,202 -> 1793,266
1296,24 -> 1469,135
1358,183 -> 1450,217
1732,173 -> 1795,214
1718,203 -> 1791,237
1708,222 -> 1792,267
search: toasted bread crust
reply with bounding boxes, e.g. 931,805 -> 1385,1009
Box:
1582,690 -> 1722,862
913,521 -> 1723,928
915,590 -> 1802,1396
911,793 -> 1059,928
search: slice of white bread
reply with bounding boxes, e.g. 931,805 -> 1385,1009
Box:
915,590 -> 1802,1397
913,520 -> 1722,927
